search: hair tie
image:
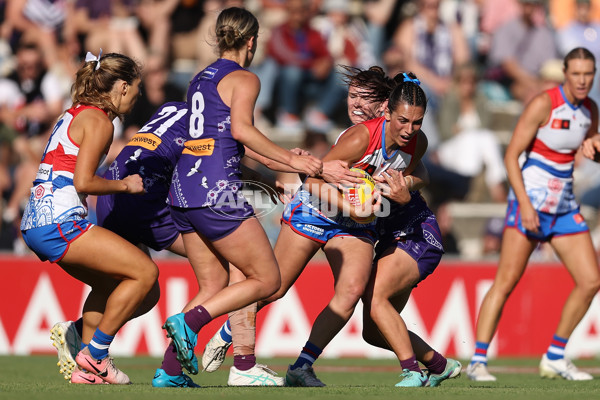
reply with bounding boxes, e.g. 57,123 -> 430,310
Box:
85,48 -> 103,71
402,72 -> 420,86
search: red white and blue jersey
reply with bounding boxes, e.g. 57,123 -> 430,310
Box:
288,116 -> 420,231
508,86 -> 593,214
335,116 -> 419,177
168,58 -> 246,208
21,105 -> 106,230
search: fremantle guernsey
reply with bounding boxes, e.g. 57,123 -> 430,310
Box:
168,59 -> 246,208
104,101 -> 188,200
21,105 -> 106,230
508,85 -> 593,214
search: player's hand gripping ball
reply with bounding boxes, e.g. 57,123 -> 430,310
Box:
342,168 -> 376,224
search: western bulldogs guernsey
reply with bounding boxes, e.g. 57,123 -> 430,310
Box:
169,59 -> 246,208
287,116 -> 420,231
336,116 -> 419,177
21,105 -> 105,230
104,101 -> 188,200
509,86 -> 593,214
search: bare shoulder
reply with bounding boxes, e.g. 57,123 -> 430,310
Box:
325,124 -> 370,163
229,69 -> 259,88
76,107 -> 112,125
69,107 -> 112,142
337,124 -> 370,145
523,91 -> 552,124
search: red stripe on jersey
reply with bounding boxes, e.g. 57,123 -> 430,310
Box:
547,86 -> 565,109
528,138 -> 575,164
540,87 -> 566,129
52,143 -> 78,172
359,117 -> 385,160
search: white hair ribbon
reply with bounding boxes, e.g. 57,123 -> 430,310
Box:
85,48 -> 103,71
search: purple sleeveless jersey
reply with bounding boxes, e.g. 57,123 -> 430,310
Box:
96,101 -> 188,250
168,59 -> 247,208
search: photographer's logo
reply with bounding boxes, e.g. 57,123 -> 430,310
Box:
208,180 -> 279,220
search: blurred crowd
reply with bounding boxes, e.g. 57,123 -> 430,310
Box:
1,0 -> 600,259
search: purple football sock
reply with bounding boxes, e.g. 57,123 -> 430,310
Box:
234,354 -> 256,371
184,305 -> 213,333
400,355 -> 421,373
161,342 -> 183,376
423,351 -> 447,375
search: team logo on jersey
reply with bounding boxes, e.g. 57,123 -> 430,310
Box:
183,139 -> 215,156
34,185 -> 44,199
127,133 -> 162,151
551,119 -> 570,130
546,196 -> 558,208
548,178 -> 563,193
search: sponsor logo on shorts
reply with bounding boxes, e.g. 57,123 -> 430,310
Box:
573,213 -> 584,224
127,133 -> 162,151
301,224 -> 325,236
182,139 -> 215,156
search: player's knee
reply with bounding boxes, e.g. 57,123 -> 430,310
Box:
256,273 -> 281,300
366,296 -> 387,325
577,275 -> 600,298
335,281 -> 366,308
491,280 -> 517,299
137,261 -> 159,292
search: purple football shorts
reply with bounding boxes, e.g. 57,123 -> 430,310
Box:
170,201 -> 255,241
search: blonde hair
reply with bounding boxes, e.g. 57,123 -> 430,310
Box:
215,7 -> 259,55
71,53 -> 141,121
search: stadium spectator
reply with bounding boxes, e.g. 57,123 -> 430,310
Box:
0,41 -> 65,251
549,0 -> 600,31
122,56 -> 185,140
433,62 -> 507,203
485,0 -> 558,104
78,0 -> 148,65
4,0 -> 67,69
359,0 -> 396,66
556,0 -> 600,102
386,0 -> 470,110
263,0 -> 341,135
313,0 -> 377,71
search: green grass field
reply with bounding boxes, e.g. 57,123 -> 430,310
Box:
1,356 -> 599,400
